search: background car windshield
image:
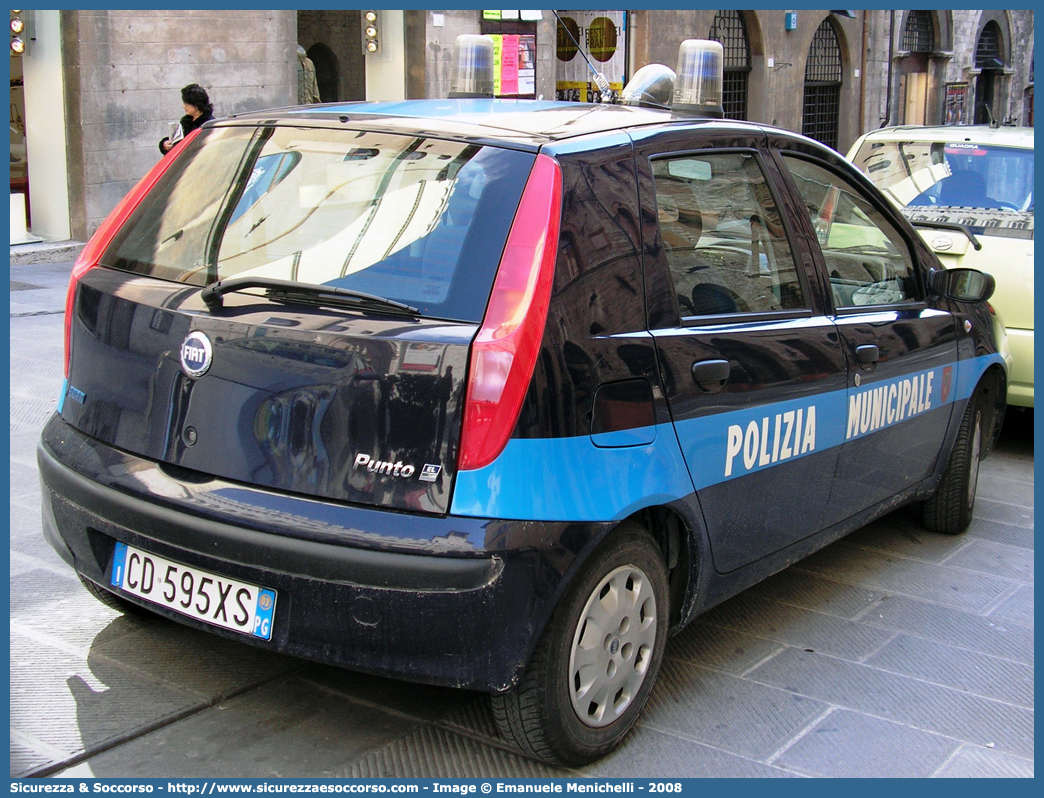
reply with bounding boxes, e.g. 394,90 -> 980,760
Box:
851,139 -> 1033,240
101,126 -> 535,322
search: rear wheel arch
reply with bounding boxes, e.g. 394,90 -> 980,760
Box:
630,505 -> 702,628
923,364 -> 1004,535
504,505 -> 702,700
975,363 -> 1007,455
546,505 -> 703,637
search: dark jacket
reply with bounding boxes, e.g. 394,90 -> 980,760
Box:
158,111 -> 214,155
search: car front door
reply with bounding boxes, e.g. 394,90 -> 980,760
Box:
775,143 -> 959,526
634,129 -> 848,574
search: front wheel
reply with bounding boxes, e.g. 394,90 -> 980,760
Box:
491,523 -> 669,765
922,394 -> 983,534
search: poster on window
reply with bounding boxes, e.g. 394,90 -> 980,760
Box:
555,10 -> 627,102
489,34 -> 536,98
944,83 -> 968,126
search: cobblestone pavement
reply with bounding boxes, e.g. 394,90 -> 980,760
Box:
10,260 -> 1034,779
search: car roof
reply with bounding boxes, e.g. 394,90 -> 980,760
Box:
217,98 -> 766,148
857,124 -> 1033,149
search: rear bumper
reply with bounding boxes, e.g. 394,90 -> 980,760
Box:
39,415 -> 604,691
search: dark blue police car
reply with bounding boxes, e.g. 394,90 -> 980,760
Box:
39,40 -> 1006,765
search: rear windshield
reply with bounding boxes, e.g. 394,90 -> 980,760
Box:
101,126 -> 536,322
850,139 -> 1033,240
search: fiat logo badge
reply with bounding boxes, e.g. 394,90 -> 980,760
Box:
931,235 -> 953,252
180,331 -> 213,378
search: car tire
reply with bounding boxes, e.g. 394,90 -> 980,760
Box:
491,522 -> 669,766
922,393 -> 983,535
78,574 -> 158,618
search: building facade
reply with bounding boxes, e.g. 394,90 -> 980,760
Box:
862,10 -> 1035,130
9,9 -> 1034,246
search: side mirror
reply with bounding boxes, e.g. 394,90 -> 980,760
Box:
930,268 -> 995,303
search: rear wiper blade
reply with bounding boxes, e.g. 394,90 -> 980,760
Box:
200,276 -> 419,315
267,286 -> 422,317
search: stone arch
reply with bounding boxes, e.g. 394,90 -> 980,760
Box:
975,11 -> 1012,67
897,10 -> 952,53
973,13 -> 1012,124
739,10 -> 764,58
900,10 -> 935,54
738,10 -> 767,122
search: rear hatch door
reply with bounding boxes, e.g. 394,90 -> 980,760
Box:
62,124 -> 537,515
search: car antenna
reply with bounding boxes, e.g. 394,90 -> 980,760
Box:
985,103 -> 999,129
551,10 -> 613,103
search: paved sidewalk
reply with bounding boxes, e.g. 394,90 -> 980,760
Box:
10,260 -> 1034,779
10,240 -> 84,267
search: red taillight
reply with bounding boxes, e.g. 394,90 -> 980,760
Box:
63,129 -> 203,378
63,255 -> 95,379
457,154 -> 562,471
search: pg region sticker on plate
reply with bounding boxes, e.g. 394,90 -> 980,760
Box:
110,541 -> 277,640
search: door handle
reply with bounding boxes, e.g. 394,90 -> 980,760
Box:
691,359 -> 731,393
855,344 -> 880,367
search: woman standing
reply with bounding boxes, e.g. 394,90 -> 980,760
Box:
159,84 -> 214,155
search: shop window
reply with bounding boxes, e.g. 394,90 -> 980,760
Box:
481,12 -> 538,98
554,11 -> 627,102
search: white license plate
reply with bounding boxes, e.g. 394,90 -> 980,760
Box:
110,542 -> 277,641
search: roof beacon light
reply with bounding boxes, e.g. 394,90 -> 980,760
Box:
449,35 -> 495,99
620,64 -> 676,110
672,39 -> 724,118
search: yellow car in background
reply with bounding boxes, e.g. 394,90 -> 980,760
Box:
848,126 -> 1033,408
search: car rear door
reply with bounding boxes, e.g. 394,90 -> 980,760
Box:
634,127 -> 848,574
772,139 -> 959,526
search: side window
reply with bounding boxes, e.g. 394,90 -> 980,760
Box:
651,152 -> 806,318
782,156 -> 921,309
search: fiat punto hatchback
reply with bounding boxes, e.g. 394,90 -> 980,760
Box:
40,45 -> 1006,765
847,125 -> 1033,407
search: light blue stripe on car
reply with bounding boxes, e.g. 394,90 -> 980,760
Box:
450,424 -> 694,522
450,354 -> 1003,522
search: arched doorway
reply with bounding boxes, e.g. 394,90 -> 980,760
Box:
307,43 -> 339,103
709,9 -> 751,120
802,20 -> 842,150
899,11 -> 935,125
974,22 -> 1004,124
